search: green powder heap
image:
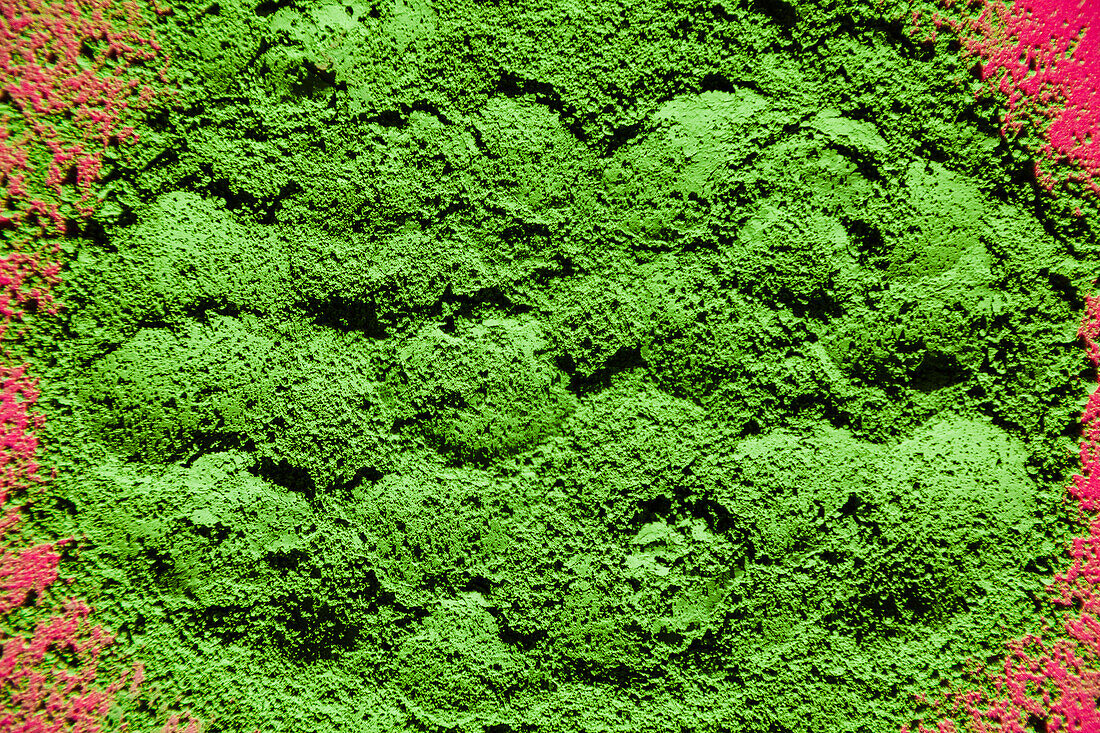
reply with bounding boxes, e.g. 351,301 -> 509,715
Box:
14,0 -> 1100,731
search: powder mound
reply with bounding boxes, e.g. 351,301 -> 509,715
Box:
82,317 -> 275,462
391,317 -> 575,464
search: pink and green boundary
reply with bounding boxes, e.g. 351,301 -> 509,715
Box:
906,1 -> 1100,731
0,0 -> 198,730
910,0 -> 1100,198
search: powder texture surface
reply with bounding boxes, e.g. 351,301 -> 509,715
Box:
9,1 -> 1100,731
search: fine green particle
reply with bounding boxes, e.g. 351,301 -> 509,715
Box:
13,0 -> 1100,731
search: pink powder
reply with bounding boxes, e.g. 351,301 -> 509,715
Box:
942,0 -> 1100,194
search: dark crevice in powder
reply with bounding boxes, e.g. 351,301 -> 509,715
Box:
747,0 -> 797,28
564,345 -> 647,395
254,0 -> 294,18
497,72 -> 590,145
308,294 -> 388,337
333,465 -> 384,496
249,456 -> 317,502
181,432 -> 254,467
